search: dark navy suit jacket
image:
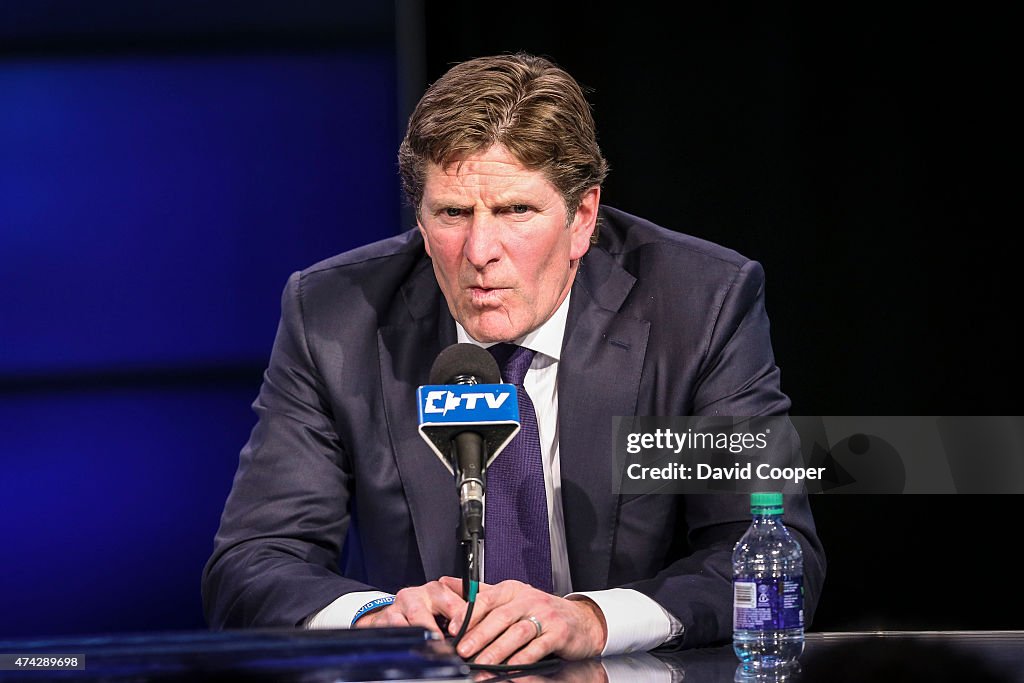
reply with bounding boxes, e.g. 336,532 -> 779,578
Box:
202,205 -> 826,649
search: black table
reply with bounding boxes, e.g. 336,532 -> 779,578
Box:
1,629 -> 1021,682
641,631 -> 1024,683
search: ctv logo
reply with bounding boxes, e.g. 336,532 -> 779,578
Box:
417,383 -> 521,470
423,390 -> 511,415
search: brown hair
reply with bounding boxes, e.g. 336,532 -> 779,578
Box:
398,53 -> 609,225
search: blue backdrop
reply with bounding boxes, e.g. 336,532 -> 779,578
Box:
0,48 -> 401,636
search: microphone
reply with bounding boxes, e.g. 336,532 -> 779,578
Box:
417,343 -> 520,537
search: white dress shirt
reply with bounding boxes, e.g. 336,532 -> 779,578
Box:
309,292 -> 683,655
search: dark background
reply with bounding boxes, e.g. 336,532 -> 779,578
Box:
1,2 -> 1013,637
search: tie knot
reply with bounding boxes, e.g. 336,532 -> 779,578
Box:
487,344 -> 535,386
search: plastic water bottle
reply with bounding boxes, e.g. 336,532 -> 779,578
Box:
732,492 -> 804,671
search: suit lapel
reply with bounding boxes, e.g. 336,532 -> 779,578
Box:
378,258 -> 461,582
559,247 -> 650,592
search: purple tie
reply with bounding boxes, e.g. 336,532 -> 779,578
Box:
485,344 -> 553,593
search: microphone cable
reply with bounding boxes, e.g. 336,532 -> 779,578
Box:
451,578 -> 477,650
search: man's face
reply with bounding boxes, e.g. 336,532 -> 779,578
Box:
418,145 -> 599,343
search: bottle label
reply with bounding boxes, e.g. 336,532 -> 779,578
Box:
733,575 -> 803,630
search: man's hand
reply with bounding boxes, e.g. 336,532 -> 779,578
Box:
440,577 -> 607,666
355,578 -> 465,637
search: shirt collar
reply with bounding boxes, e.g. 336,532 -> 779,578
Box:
455,291 -> 570,363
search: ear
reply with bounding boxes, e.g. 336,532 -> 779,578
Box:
568,186 -> 601,260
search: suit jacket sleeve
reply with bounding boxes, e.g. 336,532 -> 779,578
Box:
202,271 -> 373,628
620,259 -> 826,650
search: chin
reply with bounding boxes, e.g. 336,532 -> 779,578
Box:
464,328 -> 511,344
454,307 -> 505,342
462,319 -> 520,345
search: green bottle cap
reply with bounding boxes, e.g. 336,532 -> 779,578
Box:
750,492 -> 784,514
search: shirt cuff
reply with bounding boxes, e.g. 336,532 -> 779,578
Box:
304,590 -> 394,629
568,588 -> 683,655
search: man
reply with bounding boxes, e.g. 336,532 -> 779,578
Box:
202,53 -> 825,666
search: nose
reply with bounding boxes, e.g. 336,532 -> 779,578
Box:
463,212 -> 503,268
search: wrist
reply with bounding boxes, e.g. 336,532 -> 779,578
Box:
351,595 -> 396,626
568,596 -> 608,654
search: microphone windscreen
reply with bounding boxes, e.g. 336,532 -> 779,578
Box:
430,343 -> 501,385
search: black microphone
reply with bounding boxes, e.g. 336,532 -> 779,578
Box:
418,343 -> 520,537
430,342 -> 501,387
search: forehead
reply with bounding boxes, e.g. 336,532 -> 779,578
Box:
423,145 -> 557,200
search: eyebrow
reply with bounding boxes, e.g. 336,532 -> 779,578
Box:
423,195 -> 543,211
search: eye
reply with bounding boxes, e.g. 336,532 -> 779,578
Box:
509,204 -> 530,214
444,207 -> 463,217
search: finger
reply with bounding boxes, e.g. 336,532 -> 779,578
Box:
438,576 -> 464,594
422,580 -> 469,623
455,602 -> 526,659
506,632 -> 557,667
471,616 -> 544,666
399,581 -> 472,636
440,575 -> 497,631
434,577 -> 471,634
401,609 -> 442,634
393,590 -> 446,635
452,579 -> 522,635
447,589 -> 493,637
455,599 -> 512,646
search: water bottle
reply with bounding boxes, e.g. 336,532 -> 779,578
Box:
732,492 -> 804,671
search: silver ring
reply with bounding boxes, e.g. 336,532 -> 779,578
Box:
524,615 -> 542,638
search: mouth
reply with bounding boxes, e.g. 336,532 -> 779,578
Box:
466,285 -> 508,305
